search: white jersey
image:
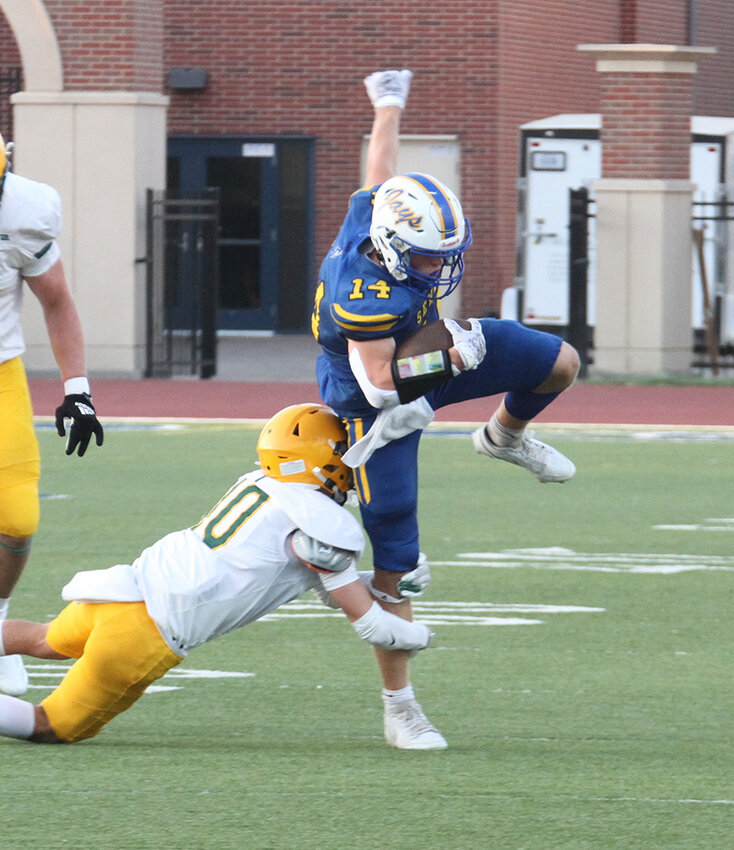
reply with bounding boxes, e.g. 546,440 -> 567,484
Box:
0,171 -> 62,363
61,471 -> 365,656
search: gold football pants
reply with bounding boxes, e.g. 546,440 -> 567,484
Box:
43,601 -> 182,742
0,357 -> 40,538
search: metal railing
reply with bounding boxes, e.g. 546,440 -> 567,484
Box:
140,189 -> 220,378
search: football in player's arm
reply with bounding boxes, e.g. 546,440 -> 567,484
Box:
0,405 -> 432,745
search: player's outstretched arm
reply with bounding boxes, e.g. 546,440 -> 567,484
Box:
329,579 -> 432,652
290,529 -> 432,653
363,70 -> 412,187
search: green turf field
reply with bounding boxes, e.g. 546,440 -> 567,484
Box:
2,422 -> 733,849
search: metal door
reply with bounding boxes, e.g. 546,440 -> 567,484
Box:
168,137 -> 279,330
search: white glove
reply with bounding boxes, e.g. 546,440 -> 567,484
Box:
363,69 -> 413,109
397,552 -> 431,598
342,396 -> 434,468
444,318 -> 486,373
351,601 -> 433,652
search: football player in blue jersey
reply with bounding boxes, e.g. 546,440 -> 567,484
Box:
312,69 -> 579,749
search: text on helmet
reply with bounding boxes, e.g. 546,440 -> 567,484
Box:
380,188 -> 423,230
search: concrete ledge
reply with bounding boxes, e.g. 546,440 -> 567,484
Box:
578,43 -> 716,74
12,91 -> 170,107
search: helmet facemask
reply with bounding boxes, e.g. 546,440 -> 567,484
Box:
313,450 -> 352,506
373,224 -> 472,300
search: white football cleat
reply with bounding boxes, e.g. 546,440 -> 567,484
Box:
0,653 -> 28,697
363,69 -> 413,109
384,699 -> 447,750
472,425 -> 576,483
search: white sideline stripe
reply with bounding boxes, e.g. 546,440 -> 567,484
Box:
261,598 -> 604,626
33,415 -> 734,434
654,524 -> 734,531
469,792 -> 734,806
25,664 -> 254,678
162,669 -> 255,679
566,796 -> 734,806
436,547 -> 734,574
262,612 -> 544,626
24,665 -> 255,695
276,601 -> 604,614
409,616 -> 543,626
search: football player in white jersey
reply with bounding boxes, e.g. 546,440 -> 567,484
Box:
0,134 -> 104,698
0,404 -> 433,744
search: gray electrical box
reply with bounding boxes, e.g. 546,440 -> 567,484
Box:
168,68 -> 208,90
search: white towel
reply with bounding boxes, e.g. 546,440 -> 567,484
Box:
62,563 -> 143,604
342,396 -> 435,467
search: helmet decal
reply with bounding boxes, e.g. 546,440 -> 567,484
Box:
379,187 -> 423,230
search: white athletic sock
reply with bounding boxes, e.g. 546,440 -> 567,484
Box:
0,694 -> 35,739
0,597 -> 10,655
382,684 -> 415,706
487,412 -> 524,447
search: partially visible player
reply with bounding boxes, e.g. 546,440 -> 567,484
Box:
312,69 -> 579,749
0,404 -> 432,744
0,135 -> 103,697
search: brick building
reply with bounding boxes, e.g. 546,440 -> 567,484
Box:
0,0 -> 732,373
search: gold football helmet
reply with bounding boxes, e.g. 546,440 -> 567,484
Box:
257,403 -> 352,503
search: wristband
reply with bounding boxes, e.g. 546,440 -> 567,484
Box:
390,349 -> 453,404
63,376 -> 91,396
367,575 -> 407,605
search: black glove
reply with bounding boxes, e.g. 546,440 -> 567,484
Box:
54,393 -> 104,457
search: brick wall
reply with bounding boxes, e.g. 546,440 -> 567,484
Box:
0,12 -> 21,140
2,0 -> 734,317
164,0 -> 508,315
631,0 -> 689,42
0,13 -> 20,68
693,0 -> 734,116
164,0 -> 627,316
493,0 -> 619,314
600,72 -> 693,179
44,0 -> 164,90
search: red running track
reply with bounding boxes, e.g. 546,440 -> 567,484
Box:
28,378 -> 734,426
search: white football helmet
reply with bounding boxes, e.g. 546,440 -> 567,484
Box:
369,172 -> 472,299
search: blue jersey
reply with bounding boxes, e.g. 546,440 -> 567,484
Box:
312,185 -> 440,417
312,184 -> 563,572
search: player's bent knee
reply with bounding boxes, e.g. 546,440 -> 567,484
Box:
0,484 -> 40,539
546,342 -> 579,391
0,532 -> 33,555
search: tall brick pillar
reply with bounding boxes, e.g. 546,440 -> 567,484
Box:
578,44 -> 716,375
3,0 -> 167,375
